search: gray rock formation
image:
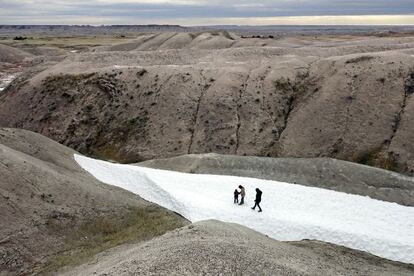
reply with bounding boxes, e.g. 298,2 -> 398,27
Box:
0,128 -> 186,275
1,33 -> 414,176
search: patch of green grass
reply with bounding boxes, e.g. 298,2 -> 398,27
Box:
39,206 -> 187,274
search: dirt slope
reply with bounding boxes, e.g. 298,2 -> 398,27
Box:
0,128 -> 187,275
1,34 -> 414,175
0,44 -> 33,63
63,220 -> 414,276
138,153 -> 414,206
98,31 -> 237,51
97,31 -> 414,52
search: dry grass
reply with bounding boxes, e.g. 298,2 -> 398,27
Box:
352,148 -> 399,172
1,36 -> 137,49
38,205 -> 187,274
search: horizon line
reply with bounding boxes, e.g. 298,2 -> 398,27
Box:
0,15 -> 413,26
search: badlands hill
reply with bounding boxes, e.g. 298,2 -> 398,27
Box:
1,128 -> 413,275
1,32 -> 414,176
0,44 -> 33,63
64,220 -> 414,276
0,128 -> 186,275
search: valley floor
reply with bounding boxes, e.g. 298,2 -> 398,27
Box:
75,154 -> 414,264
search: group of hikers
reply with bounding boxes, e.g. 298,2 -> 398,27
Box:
234,185 -> 262,212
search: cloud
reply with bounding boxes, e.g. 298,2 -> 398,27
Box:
0,0 -> 413,25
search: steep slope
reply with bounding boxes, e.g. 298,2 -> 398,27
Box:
138,153 -> 414,206
64,220 -> 414,276
0,128 -> 187,275
1,35 -> 414,175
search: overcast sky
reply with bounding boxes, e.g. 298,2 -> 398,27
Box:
0,0 -> 413,25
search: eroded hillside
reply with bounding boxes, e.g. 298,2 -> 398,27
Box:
0,128 -> 187,275
64,220 -> 414,276
1,32 -> 414,174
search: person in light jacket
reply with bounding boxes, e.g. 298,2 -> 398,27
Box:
238,185 -> 245,205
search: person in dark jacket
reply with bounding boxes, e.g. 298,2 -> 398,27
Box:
234,189 -> 240,203
238,185 -> 245,205
251,188 -> 262,212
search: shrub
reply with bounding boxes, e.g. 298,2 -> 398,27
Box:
83,105 -> 93,113
13,36 -> 27,40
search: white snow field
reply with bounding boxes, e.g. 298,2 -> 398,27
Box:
74,154 -> 414,264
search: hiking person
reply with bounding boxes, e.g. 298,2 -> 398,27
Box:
251,188 -> 262,212
234,189 -> 240,204
238,185 -> 245,205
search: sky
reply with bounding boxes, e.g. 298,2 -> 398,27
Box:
0,0 -> 413,25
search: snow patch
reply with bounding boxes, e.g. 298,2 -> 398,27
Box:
74,154 -> 414,264
113,65 -> 127,69
0,74 -> 17,92
225,61 -> 246,65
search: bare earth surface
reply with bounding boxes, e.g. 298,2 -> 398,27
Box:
1,31 -> 414,175
63,220 -> 414,276
0,128 -> 186,275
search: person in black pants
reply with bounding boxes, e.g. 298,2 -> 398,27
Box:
251,188 -> 262,212
234,189 -> 240,204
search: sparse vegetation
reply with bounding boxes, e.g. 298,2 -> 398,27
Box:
345,56 -> 374,64
221,31 -> 234,40
352,148 -> 399,172
5,35 -> 139,49
44,73 -> 96,89
13,36 -> 28,40
405,72 -> 414,95
39,206 -> 187,274
273,78 -> 292,91
83,105 -> 93,113
137,69 -> 148,77
91,142 -> 122,162
128,117 -> 137,126
126,115 -> 146,130
273,77 -> 308,99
